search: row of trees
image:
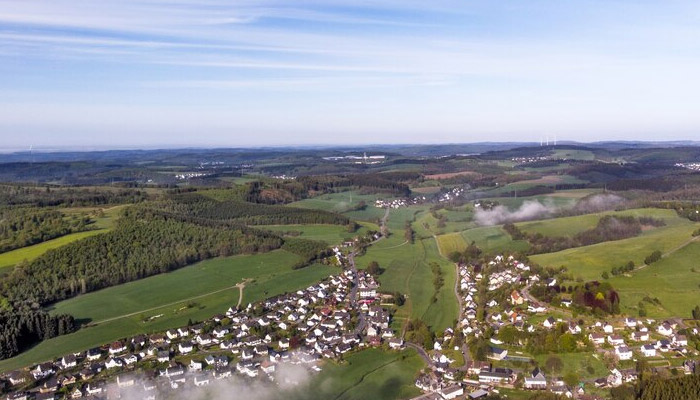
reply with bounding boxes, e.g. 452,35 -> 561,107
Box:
503,215 -> 664,255
0,184 -> 147,207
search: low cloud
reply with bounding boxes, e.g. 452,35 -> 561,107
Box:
475,200 -> 556,226
474,194 -> 627,226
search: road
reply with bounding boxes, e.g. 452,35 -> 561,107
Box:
351,207 -> 390,336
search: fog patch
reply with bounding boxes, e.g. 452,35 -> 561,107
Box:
475,200 -> 556,226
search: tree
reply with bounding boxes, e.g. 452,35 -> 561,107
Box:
563,372 -> 579,387
545,356 -> 563,374
692,305 -> 700,320
602,271 -> 610,279
367,261 -> 382,276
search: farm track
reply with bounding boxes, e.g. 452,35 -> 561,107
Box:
91,281 -> 247,325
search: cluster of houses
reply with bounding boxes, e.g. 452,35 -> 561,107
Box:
374,197 -> 426,209
510,156 -> 549,164
674,162 -> 700,171
437,187 -> 465,203
173,172 -> 209,180
2,264 -> 402,400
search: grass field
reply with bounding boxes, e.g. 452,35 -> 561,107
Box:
0,205 -> 125,274
357,233 -> 458,332
0,250 -> 336,372
530,220 -> 699,281
436,226 -> 530,256
293,348 -> 423,400
258,224 -> 375,244
516,208 -> 682,238
532,352 -> 608,379
611,240 -> 700,318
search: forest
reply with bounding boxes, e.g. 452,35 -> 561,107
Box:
0,207 -> 283,308
0,207 -> 92,253
0,184 -> 147,207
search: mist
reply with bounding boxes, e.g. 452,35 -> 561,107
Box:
474,194 -> 626,226
115,360 -> 316,400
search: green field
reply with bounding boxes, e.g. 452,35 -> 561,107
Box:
0,230 -> 105,273
611,240 -> 700,318
532,352 -> 608,379
516,208 -> 682,238
436,226 -> 530,256
0,250 -> 336,372
258,224 -> 375,244
293,349 -> 423,400
530,220 -> 699,281
0,205 -> 124,273
357,233 -> 458,332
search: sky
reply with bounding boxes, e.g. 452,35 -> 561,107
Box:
1,0 -> 699,150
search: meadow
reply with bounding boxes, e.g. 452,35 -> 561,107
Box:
292,348 -> 423,400
530,221 -> 699,281
0,205 -> 124,273
516,208 -> 682,237
356,232 -> 458,333
436,226 -> 530,256
0,250 -> 336,372
258,223 -> 376,244
611,240 -> 700,318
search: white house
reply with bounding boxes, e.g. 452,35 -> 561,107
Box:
641,344 -> 656,357
615,346 -> 633,361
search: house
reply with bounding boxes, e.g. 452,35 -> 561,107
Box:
657,323 -> 673,336
632,331 -> 649,342
510,290 -> 524,305
439,385 -> 464,399
479,367 -> 514,384
109,341 -> 127,355
603,323 -> 614,334
589,333 -> 605,345
560,299 -> 572,308
61,355 -> 77,369
178,341 -> 194,354
624,318 -> 638,328
489,347 -> 508,360
157,350 -> 170,363
189,359 -> 203,371
117,375 -> 135,388
615,346 -> 633,361
86,348 -> 102,361
7,392 -> 29,400
543,317 -> 557,329
7,371 -> 26,386
388,338 -> 404,350
524,367 -> 547,390
568,323 -> 582,335
607,335 -> 625,346
673,335 -> 688,347
641,344 -> 656,357
105,357 -> 123,369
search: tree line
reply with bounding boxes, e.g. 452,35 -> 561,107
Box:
503,215 -> 665,255
0,184 -> 147,207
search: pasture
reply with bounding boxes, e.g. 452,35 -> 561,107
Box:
0,250 -> 335,372
530,221 -> 699,282
356,233 -> 458,333
294,348 -> 423,400
516,208 -> 682,238
258,223 -> 375,244
611,240 -> 700,318
436,226 -> 530,256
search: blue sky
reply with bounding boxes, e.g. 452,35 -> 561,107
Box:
1,0 -> 699,150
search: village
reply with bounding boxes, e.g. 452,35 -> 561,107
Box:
1,243 -> 699,400
0,236 -> 403,400
409,255 -> 699,400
